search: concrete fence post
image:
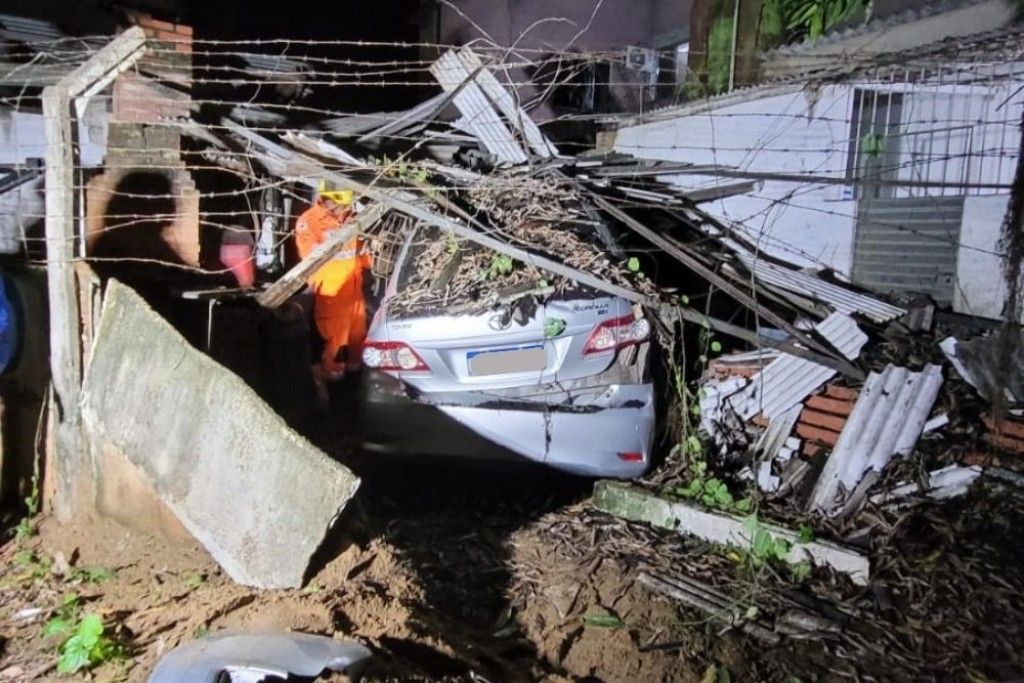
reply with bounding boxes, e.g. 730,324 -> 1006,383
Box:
42,26 -> 147,520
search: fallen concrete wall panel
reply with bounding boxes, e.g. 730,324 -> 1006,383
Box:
593,480 -> 869,585
82,280 -> 359,588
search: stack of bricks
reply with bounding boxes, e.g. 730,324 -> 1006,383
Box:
84,12 -> 199,267
794,385 -> 859,457
981,414 -> 1024,454
706,351 -> 861,457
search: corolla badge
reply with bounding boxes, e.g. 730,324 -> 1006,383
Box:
488,309 -> 512,330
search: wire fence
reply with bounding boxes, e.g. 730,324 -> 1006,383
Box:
0,28 -> 1021,297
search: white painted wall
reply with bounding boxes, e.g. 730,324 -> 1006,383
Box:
955,193 -> 1015,320
614,77 -> 1020,320
0,176 -> 43,254
615,85 -> 859,275
0,102 -> 108,254
0,102 -> 107,166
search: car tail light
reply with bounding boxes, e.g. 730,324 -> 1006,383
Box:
583,315 -> 651,355
362,341 -> 430,372
617,451 -> 645,463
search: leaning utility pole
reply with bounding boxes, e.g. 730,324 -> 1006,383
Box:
42,26 -> 147,520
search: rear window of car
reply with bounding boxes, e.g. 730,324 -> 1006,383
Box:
387,224 -> 630,318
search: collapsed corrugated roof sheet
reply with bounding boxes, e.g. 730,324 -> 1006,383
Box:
807,364 -> 944,516
727,313 -> 868,421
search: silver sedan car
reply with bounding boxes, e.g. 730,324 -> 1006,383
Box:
358,228 -> 655,478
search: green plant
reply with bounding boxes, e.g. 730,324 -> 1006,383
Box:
860,129 -> 883,157
675,470 -> 753,514
544,317 -> 566,338
702,663 -> 732,683
744,516 -> 791,566
445,231 -> 459,255
668,313 -> 752,515
42,594 -> 82,641
13,434 -> 42,542
44,595 -> 122,675
790,561 -> 813,582
185,573 -> 205,589
485,254 -> 515,280
761,0 -> 867,44
13,550 -> 52,581
584,610 -> 624,628
625,256 -> 646,280
71,566 -> 115,584
55,614 -> 121,675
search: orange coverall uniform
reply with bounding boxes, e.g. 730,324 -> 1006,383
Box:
295,200 -> 372,375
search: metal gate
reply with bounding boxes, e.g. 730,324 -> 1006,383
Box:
851,196 -> 965,305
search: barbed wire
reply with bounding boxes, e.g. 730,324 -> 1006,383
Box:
1,29 -> 1020,294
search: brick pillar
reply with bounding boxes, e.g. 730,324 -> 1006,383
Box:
85,13 -> 199,268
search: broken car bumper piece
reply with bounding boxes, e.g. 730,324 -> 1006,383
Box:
148,632 -> 372,683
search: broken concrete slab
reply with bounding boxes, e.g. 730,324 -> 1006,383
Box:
592,480 -> 869,585
82,280 -> 359,589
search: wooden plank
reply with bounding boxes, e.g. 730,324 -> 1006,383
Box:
667,305 -> 858,376
255,204 -> 384,309
590,193 -> 858,377
227,124 -> 645,305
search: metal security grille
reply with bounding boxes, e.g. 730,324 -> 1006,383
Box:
852,196 -> 965,304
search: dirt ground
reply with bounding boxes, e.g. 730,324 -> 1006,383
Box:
2,460 -> 1023,682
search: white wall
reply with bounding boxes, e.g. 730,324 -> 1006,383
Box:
0,102 -> 107,167
0,176 -> 43,255
0,102 -> 107,254
614,85 -> 859,275
614,78 -> 1020,319
955,193 -> 1015,320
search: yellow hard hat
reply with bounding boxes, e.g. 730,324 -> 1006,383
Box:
317,180 -> 354,206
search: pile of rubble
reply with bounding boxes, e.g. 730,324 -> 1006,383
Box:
696,313 -> 1023,526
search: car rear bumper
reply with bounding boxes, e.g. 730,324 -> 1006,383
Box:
359,371 -> 654,478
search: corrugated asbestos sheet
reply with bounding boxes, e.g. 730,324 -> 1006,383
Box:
734,250 -> 906,323
454,48 -> 558,158
0,14 -> 62,43
751,404 -> 803,493
852,196 -> 964,305
729,312 -> 868,420
430,50 -> 527,165
808,364 -> 943,513
355,93 -> 450,142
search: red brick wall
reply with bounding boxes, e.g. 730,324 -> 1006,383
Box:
86,13 -> 199,269
128,13 -> 193,54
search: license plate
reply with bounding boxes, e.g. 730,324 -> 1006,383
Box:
467,345 -> 546,376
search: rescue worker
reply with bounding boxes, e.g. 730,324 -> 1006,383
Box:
295,182 -> 372,380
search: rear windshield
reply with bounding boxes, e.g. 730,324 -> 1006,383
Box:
388,225 -> 625,318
